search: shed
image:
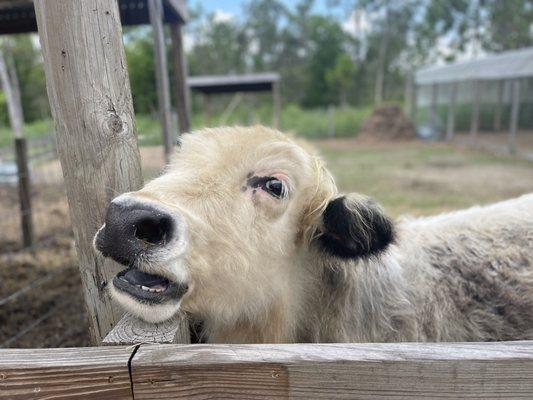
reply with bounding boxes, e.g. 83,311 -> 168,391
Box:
188,73 -> 281,129
412,47 -> 533,155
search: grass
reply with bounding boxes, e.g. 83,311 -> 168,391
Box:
316,141 -> 533,217
1,104 -> 373,148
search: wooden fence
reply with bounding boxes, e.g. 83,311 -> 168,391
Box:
1,341 -> 532,399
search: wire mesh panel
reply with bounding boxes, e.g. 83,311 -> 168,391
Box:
0,135 -> 90,348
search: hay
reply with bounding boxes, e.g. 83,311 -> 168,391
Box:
359,105 -> 416,141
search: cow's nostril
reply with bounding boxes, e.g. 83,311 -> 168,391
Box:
134,215 -> 173,245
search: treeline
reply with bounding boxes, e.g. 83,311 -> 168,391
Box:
1,0 -> 532,125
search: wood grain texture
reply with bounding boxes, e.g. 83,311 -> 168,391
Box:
0,346 -> 134,399
34,0 -> 144,344
103,313 -> 190,345
131,341 -> 533,399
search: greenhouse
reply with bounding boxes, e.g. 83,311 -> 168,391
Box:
414,47 -> 533,157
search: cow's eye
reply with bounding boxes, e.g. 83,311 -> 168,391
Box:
264,178 -> 284,198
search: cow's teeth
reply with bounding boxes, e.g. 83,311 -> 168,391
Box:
141,286 -> 150,291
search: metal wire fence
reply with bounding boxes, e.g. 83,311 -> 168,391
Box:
0,135 -> 90,348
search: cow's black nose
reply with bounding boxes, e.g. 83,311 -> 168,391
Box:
95,201 -> 174,265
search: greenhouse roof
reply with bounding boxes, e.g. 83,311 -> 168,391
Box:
415,47 -> 533,85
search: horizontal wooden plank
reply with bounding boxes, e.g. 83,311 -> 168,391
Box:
131,341 -> 533,399
0,346 -> 134,399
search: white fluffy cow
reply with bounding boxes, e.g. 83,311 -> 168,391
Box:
94,126 -> 533,343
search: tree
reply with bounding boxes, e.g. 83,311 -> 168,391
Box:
326,53 -> 357,106
483,0 -> 533,51
0,44 -> 23,136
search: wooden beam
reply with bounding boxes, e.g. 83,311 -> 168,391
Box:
35,0 -> 144,344
0,346 -> 134,399
470,80 -> 480,142
131,341 -> 533,399
272,81 -> 281,129
508,79 -> 521,155
165,0 -> 188,22
446,82 -> 458,141
170,22 -> 191,134
15,138 -> 33,247
149,0 -> 174,162
103,312 -> 190,345
494,79 -> 504,132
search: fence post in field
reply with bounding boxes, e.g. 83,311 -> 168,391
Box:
149,0 -> 174,162
446,82 -> 458,141
327,105 -> 335,139
494,79 -> 504,132
15,138 -> 34,248
272,80 -> 281,129
34,0 -> 144,344
508,79 -> 521,155
470,80 -> 480,144
170,22 -> 191,134
429,83 -> 438,134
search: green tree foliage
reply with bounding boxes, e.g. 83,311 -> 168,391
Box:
326,54 -> 358,106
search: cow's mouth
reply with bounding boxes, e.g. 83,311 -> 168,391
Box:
113,267 -> 188,304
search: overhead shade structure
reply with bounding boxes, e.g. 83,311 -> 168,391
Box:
411,47 -> 533,157
0,0 -> 187,34
416,47 -> 533,85
188,73 -> 282,129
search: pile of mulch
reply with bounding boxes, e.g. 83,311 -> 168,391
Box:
358,105 -> 416,142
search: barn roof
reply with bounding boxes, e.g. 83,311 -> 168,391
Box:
415,47 -> 533,85
187,73 -> 281,94
0,0 -> 187,35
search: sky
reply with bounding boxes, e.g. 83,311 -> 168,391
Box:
190,0 -> 343,20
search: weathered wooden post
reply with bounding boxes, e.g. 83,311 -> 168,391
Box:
35,0 -> 144,344
15,137 -> 34,247
494,80 -> 504,132
170,22 -> 191,134
446,82 -> 458,141
429,83 -> 438,134
149,0 -> 174,162
470,80 -> 480,143
272,80 -> 281,129
508,79 -> 521,155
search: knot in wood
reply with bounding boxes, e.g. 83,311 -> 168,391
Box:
107,114 -> 124,134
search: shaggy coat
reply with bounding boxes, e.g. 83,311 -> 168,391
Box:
95,126 -> 533,343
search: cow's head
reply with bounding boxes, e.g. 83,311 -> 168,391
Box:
94,127 -> 394,341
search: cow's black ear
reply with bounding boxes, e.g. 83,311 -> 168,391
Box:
318,195 -> 394,259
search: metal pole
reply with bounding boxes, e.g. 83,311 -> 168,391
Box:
430,83 -> 438,134
494,80 -> 504,132
272,81 -> 281,129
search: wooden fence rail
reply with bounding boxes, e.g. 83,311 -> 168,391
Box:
1,341 -> 533,399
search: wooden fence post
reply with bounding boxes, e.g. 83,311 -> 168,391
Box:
15,138 -> 33,247
446,82 -> 458,141
470,80 -> 480,143
35,0 -> 144,344
272,81 -> 281,129
494,79 -> 504,132
508,79 -> 521,155
170,22 -> 191,134
149,0 -> 174,162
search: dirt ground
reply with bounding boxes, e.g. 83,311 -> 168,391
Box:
1,140 -> 532,348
